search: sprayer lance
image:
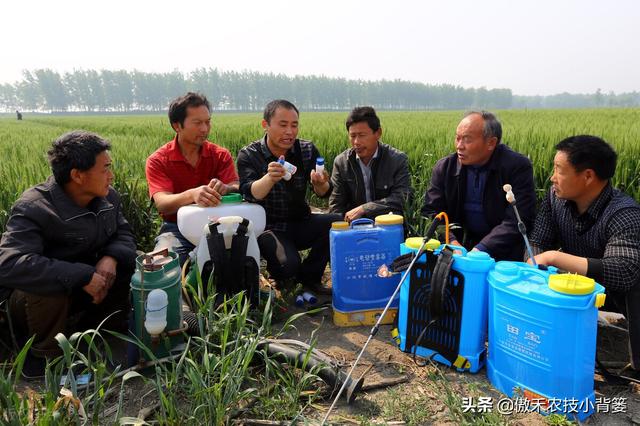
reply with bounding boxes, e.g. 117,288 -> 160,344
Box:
502,184 -> 537,267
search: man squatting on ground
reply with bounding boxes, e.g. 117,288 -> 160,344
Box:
421,111 -> 536,261
0,131 -> 136,376
329,106 -> 412,222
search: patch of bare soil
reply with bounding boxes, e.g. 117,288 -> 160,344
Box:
5,302 -> 638,425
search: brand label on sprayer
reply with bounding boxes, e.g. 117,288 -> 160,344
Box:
497,313 -> 550,364
343,252 -> 390,281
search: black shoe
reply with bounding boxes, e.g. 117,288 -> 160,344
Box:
274,278 -> 297,292
306,281 -> 332,296
21,352 -> 47,380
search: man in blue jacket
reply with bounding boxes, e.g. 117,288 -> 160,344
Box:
0,131 -> 136,376
421,111 -> 536,261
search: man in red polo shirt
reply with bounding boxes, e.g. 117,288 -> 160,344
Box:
146,92 -> 239,264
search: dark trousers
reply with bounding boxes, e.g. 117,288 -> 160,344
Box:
603,284 -> 640,369
9,264 -> 133,358
258,213 -> 342,287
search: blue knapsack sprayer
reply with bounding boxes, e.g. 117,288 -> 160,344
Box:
395,234 -> 496,372
484,184 -> 605,421
322,212 -> 449,424
487,262 -> 605,421
330,214 -> 405,326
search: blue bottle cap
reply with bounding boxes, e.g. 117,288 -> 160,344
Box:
316,157 -> 325,165
302,291 -> 317,304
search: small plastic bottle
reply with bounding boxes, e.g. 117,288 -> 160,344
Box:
315,157 -> 325,175
144,289 -> 168,336
278,158 -> 294,181
302,291 -> 317,305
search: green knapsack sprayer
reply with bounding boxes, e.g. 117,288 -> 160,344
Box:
130,248 -> 186,363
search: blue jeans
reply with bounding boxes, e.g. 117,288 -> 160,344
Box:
154,222 -> 195,266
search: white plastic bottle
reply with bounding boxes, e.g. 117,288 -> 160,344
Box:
145,289 -> 168,336
278,158 -> 296,181
315,157 -> 325,175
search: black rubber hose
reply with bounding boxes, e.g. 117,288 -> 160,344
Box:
179,313 -> 363,403
258,341 -> 364,404
183,310 -> 200,336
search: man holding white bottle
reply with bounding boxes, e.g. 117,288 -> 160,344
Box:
237,100 -> 339,297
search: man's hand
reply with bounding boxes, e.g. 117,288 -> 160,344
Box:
528,250 -> 557,267
344,205 -> 366,223
527,250 -> 587,275
209,178 -> 229,197
310,169 -> 330,196
83,273 -> 109,304
447,238 -> 464,255
96,255 -> 118,289
191,181 -> 223,207
310,169 -> 329,186
266,161 -> 286,183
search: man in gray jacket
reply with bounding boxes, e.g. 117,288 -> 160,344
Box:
0,131 -> 136,377
329,106 -> 412,222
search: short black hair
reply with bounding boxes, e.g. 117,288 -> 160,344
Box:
263,99 -> 299,124
47,131 -> 111,185
555,135 -> 617,180
168,92 -> 211,128
463,110 -> 502,144
346,106 -> 381,132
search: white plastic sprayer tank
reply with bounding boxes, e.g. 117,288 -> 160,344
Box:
177,194 -> 266,245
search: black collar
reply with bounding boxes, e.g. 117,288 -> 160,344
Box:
46,176 -> 114,220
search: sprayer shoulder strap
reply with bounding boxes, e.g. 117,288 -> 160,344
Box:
229,219 -> 250,293
206,222 -> 227,268
430,246 -> 454,318
206,219 -> 251,293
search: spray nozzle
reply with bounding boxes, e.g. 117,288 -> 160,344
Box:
503,184 -> 515,204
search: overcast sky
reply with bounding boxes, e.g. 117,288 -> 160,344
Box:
2,0 -> 638,96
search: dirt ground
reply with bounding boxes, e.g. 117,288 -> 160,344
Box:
5,298 -> 639,425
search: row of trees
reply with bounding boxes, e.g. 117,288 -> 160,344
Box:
1,68 -> 638,113
0,68 -> 512,112
513,90 -> 640,109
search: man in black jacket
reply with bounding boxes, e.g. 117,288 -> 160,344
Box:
237,100 -> 339,295
329,106 -> 412,222
0,131 -> 136,376
421,111 -> 535,261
